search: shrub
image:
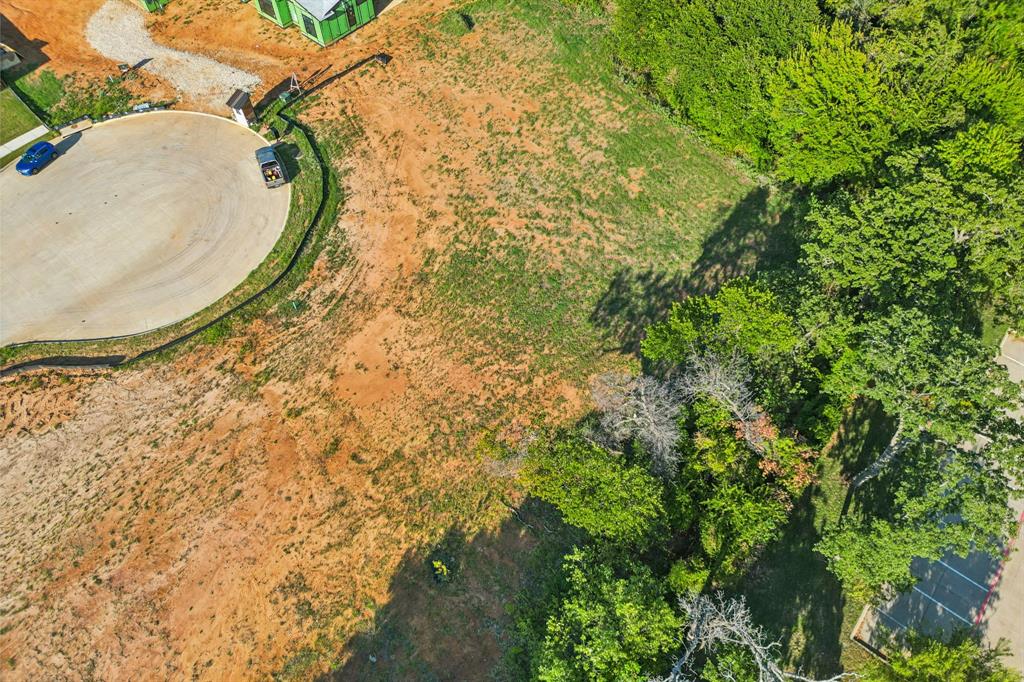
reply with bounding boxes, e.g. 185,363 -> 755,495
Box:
613,0 -> 820,162
667,557 -> 710,595
520,434 -> 664,543
534,549 -> 681,681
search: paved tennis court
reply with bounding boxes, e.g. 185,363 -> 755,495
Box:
0,111 -> 289,345
853,334 -> 1024,669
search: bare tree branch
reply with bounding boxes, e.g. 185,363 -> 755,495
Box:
677,351 -> 770,454
851,417 -> 911,489
652,593 -> 859,682
591,372 -> 684,477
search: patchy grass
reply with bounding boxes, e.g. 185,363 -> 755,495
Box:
414,0 -> 774,382
0,88 -> 43,145
7,70 -> 65,118
1,0 -> 816,677
261,0 -> 794,676
270,0 -> 794,676
8,69 -> 137,127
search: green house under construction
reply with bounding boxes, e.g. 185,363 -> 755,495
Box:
254,0 -> 376,46
136,0 -> 170,11
134,0 -> 374,46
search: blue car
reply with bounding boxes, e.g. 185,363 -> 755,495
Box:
16,141 -> 58,176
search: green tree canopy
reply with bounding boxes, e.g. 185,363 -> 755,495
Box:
534,549 -> 681,682
613,0 -> 819,160
642,279 -> 799,365
768,21 -> 895,184
521,435 -> 664,542
817,439 -> 1015,601
834,308 -> 1023,444
802,129 -> 1024,317
642,279 -> 803,417
674,398 -> 809,578
865,630 -> 1022,682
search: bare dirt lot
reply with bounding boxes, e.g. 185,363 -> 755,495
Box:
0,0 -> 763,678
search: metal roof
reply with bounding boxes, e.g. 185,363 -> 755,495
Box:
293,0 -> 344,21
226,89 -> 250,109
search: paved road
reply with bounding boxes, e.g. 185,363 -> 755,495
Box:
982,334 -> 1024,666
0,111 -> 290,345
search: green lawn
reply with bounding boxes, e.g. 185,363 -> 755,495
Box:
0,87 -> 43,145
739,401 -> 895,674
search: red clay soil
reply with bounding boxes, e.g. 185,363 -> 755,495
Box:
0,1 -> 571,678
0,0 -> 749,678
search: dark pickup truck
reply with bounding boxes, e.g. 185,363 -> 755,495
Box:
255,146 -> 287,189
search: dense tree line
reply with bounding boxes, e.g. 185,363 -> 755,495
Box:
505,0 -> 1024,679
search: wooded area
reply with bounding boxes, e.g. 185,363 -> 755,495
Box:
506,0 -> 1024,678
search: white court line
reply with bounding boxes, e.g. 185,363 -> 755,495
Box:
911,585 -> 973,625
876,608 -> 909,631
935,558 -> 991,592
1001,354 -> 1024,369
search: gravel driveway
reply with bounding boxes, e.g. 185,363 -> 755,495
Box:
86,0 -> 260,108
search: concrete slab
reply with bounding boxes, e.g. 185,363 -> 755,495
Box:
0,111 -> 290,345
979,484 -> 1024,665
1000,335 -> 1024,386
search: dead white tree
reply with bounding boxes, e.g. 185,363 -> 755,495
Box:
850,417 -> 912,489
591,372 -> 684,477
654,592 -> 858,682
676,351 -> 769,454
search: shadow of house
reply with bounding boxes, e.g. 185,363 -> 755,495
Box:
0,14 -> 49,83
589,185 -> 803,357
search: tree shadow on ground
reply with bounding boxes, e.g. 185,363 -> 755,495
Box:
833,400 -> 894,483
589,267 -> 687,356
738,404 -> 891,675
738,480 -> 848,676
315,498 -> 573,681
833,400 -> 896,520
590,186 -> 803,356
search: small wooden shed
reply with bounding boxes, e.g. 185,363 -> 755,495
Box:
253,0 -> 375,46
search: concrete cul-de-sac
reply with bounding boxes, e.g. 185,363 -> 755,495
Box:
0,110 -> 290,346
